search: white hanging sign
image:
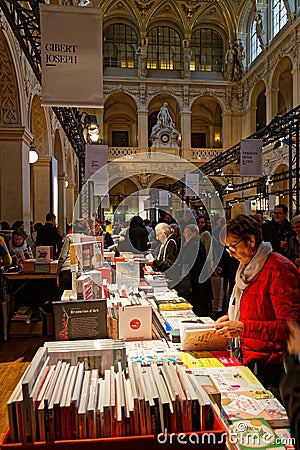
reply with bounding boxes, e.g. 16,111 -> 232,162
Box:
240,139 -> 263,177
85,145 -> 108,179
40,4 -> 103,107
185,173 -> 199,196
244,199 -> 251,216
268,194 -> 276,211
158,190 -> 169,206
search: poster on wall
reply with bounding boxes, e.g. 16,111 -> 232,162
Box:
240,139 -> 263,177
40,4 -> 103,107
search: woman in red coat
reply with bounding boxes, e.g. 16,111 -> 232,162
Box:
215,214 -> 300,391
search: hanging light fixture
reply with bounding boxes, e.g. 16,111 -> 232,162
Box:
29,141 -> 39,164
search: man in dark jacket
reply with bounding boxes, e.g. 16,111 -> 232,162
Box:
262,203 -> 292,254
36,213 -> 63,259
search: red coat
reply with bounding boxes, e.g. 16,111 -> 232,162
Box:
240,252 -> 300,365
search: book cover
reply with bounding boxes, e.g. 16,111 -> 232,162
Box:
229,417 -> 286,449
180,323 -> 229,352
53,299 -> 107,341
221,390 -> 289,428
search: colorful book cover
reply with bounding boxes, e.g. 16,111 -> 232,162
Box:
221,390 -> 289,428
229,417 -> 286,449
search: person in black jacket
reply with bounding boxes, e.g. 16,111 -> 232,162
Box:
118,215 -> 149,254
280,320 -> 300,450
179,224 -> 213,316
262,204 -> 292,255
36,212 -> 63,259
152,222 -> 178,273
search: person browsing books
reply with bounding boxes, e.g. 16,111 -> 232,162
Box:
152,222 -> 178,274
215,214 -> 300,392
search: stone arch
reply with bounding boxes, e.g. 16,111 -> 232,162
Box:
271,163 -> 289,203
104,92 -> 138,147
0,28 -> 21,125
271,56 -> 293,115
249,79 -> 267,133
191,95 -> 223,148
31,95 -> 49,156
109,177 -> 140,217
145,1 -> 185,36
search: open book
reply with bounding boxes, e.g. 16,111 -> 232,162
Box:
180,322 -> 229,351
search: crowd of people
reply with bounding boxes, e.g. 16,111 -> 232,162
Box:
1,205 -> 300,446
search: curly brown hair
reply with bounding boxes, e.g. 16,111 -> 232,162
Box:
220,214 -> 262,250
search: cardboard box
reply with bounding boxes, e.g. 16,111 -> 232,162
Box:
9,320 -> 42,336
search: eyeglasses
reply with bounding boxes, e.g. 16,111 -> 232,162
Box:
225,239 -> 243,253
273,212 -> 284,215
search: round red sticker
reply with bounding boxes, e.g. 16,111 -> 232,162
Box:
130,319 -> 141,330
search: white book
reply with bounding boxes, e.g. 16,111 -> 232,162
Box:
28,356 -> 50,442
70,362 -> 85,439
87,369 -> 99,438
60,365 -> 77,440
77,370 -> 91,439
47,361 -> 67,441
180,322 -> 229,351
21,347 -> 48,443
96,378 -> 105,438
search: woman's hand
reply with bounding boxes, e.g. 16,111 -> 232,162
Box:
215,319 -> 244,339
215,314 -> 229,324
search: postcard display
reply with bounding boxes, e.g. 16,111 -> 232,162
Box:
53,235 -> 108,341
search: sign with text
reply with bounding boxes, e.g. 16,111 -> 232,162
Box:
240,139 -> 263,177
85,145 -> 108,179
40,4 -> 103,107
158,190 -> 169,206
185,173 -> 200,196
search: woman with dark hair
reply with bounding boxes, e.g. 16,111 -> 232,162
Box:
215,214 -> 300,391
118,216 -> 149,254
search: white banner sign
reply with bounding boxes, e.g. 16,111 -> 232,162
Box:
268,194 -> 276,211
244,199 -> 251,216
85,145 -> 108,179
158,190 -> 169,206
240,139 -> 263,177
185,173 -> 199,196
40,4 -> 103,107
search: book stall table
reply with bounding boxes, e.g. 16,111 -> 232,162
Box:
2,272 -> 59,340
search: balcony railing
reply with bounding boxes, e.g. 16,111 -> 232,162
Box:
108,147 -> 223,162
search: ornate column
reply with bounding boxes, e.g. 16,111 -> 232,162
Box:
265,87 -> 279,123
137,109 -> 149,151
292,65 -> 300,107
31,156 -> 52,224
66,181 -> 75,224
58,172 -> 67,235
180,111 -> 191,156
222,112 -> 233,147
0,126 -> 32,229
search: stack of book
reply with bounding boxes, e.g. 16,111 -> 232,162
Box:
34,261 -> 50,273
11,305 -> 33,323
